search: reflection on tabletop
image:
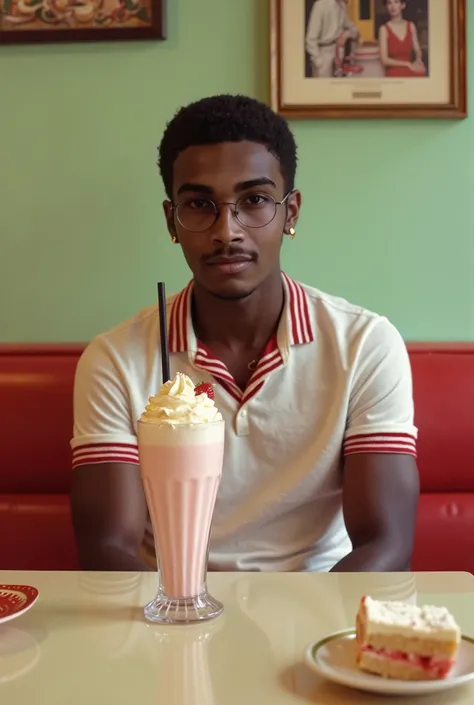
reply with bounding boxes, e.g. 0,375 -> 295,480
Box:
233,571 -> 416,659
77,571 -> 144,656
144,619 -> 221,705
0,626 -> 41,685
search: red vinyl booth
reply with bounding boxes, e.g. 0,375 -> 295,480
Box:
0,343 -> 473,572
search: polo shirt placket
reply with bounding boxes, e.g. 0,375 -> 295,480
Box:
167,273 -> 315,437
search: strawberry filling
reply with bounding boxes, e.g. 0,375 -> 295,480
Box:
362,645 -> 453,678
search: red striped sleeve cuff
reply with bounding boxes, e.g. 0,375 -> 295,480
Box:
343,433 -> 417,457
72,442 -> 140,469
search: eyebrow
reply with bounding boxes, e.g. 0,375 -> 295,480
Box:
176,177 -> 277,196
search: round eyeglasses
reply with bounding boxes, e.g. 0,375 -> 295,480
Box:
171,192 -> 292,233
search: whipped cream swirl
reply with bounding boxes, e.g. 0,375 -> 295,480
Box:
140,372 -> 222,425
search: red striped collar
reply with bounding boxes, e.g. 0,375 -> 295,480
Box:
168,273 -> 314,353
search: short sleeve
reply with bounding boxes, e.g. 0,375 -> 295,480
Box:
70,336 -> 139,469
343,318 -> 417,457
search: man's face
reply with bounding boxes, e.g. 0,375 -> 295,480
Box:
163,141 -> 300,300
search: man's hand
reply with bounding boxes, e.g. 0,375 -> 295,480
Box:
337,30 -> 351,47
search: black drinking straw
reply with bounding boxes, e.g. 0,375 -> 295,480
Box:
157,282 -> 170,383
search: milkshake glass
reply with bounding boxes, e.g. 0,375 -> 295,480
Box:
138,372 -> 224,624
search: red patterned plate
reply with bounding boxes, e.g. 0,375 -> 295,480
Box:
0,585 -> 39,625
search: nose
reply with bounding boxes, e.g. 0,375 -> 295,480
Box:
209,203 -> 245,246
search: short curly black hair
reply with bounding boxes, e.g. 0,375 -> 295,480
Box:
158,94 -> 298,199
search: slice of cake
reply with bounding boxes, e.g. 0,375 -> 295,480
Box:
355,595 -> 461,681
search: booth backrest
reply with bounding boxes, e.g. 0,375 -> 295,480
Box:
1,342 -> 473,572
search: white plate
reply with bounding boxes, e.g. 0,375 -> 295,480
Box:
305,629 -> 474,696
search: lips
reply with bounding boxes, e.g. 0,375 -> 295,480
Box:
206,256 -> 254,275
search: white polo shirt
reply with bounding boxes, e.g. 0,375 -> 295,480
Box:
71,273 -> 417,572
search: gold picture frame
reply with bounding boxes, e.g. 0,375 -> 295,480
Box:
270,0 -> 467,119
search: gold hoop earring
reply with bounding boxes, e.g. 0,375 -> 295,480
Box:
289,228 -> 296,239
171,235 -> 178,244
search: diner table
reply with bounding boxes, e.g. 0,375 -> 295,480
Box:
0,570 -> 473,704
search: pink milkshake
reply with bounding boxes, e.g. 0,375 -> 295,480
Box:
138,372 -> 224,624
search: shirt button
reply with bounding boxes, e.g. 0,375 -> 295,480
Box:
241,410 -> 247,417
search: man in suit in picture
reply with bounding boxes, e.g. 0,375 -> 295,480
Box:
306,0 -> 361,78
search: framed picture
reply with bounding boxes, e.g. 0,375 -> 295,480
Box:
270,0 -> 467,119
0,0 -> 165,43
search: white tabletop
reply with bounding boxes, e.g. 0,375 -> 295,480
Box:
1,571 -> 473,704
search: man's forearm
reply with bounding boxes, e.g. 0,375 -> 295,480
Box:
330,540 -> 411,572
78,544 -> 151,571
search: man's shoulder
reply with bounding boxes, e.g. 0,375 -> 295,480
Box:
296,279 -> 405,357
298,280 -> 384,326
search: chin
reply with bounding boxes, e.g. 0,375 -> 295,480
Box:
208,284 -> 257,301
200,277 -> 257,301
212,289 -> 255,301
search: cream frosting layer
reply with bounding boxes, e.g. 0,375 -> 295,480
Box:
363,596 -> 461,642
140,372 -> 222,425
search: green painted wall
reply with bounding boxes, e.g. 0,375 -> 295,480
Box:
1,1 -> 473,343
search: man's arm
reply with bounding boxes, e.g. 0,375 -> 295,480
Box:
331,317 -> 420,572
330,453 -> 419,572
342,8 -> 360,39
71,462 -> 149,571
70,335 -> 150,571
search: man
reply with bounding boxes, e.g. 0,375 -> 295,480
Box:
306,0 -> 361,77
70,94 -> 419,573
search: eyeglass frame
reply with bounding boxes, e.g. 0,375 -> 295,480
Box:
170,190 -> 293,233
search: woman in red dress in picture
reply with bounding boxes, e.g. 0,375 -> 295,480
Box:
379,0 -> 426,78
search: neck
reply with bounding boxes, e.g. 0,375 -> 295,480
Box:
192,270 -> 284,350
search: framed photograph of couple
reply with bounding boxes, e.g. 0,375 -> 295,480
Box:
270,0 -> 467,119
